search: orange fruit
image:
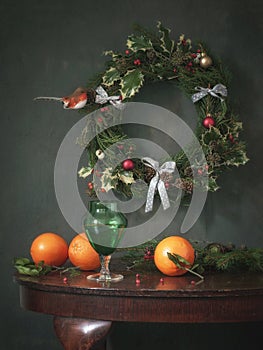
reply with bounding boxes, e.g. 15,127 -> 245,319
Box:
30,232 -> 68,266
68,233 -> 100,271
154,236 -> 195,276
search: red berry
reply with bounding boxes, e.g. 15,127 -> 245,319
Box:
63,277 -> 68,284
98,117 -> 103,123
190,280 -> 196,285
134,59 -> 141,65
160,278 -> 164,284
187,62 -> 193,67
191,53 -> 197,58
229,134 -> 235,143
197,169 -> 203,175
101,188 -> 106,193
125,49 -> 130,55
165,182 -> 170,189
136,279 -> 140,284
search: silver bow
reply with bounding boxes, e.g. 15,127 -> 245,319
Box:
191,84 -> 227,103
95,86 -> 123,109
142,157 -> 176,213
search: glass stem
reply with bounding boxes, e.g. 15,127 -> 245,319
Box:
99,255 -> 112,281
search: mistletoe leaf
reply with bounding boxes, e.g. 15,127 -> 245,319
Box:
103,67 -> 121,87
157,21 -> 174,54
127,34 -> 153,52
120,69 -> 144,99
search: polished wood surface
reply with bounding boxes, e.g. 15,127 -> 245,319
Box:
15,269 -> 263,349
15,269 -> 263,323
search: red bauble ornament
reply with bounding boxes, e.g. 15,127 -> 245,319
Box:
202,115 -> 215,128
122,159 -> 135,170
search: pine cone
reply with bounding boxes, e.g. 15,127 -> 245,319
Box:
160,172 -> 174,183
146,49 -> 157,63
184,166 -> 193,178
175,178 -> 193,193
144,166 -> 156,183
116,57 -> 129,72
207,153 -> 221,166
86,88 -> 97,103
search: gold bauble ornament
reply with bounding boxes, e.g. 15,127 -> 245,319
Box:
200,53 -> 213,68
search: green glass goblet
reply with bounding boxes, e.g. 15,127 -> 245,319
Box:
84,201 -> 127,282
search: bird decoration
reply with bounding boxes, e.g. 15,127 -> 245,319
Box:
34,87 -> 96,109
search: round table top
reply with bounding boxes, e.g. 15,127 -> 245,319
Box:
15,268 -> 263,323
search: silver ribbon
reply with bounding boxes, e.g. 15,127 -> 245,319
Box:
191,83 -> 227,103
95,86 -> 123,109
142,157 -> 176,213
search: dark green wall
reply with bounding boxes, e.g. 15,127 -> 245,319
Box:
1,0 -> 262,349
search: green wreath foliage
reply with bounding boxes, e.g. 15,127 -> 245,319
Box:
78,22 -> 248,200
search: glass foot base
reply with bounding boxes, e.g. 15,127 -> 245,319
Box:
87,273 -> 124,282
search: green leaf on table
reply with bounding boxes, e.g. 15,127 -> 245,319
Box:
127,34 -> 153,52
120,69 -> 144,99
13,257 -> 52,276
13,257 -> 31,266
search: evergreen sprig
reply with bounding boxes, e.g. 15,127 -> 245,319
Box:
121,242 -> 263,274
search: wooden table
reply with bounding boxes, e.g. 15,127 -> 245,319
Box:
15,269 -> 263,350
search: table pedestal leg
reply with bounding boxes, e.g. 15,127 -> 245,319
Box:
53,316 -> 112,350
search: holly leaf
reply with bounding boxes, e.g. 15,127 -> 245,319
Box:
103,50 -> 120,60
127,34 -> 153,52
120,69 -> 144,99
157,21 -> 174,54
103,67 -> 121,87
208,176 -> 220,192
118,171 -> 135,184
78,166 -> 93,179
225,147 -> 249,167
100,167 -> 118,192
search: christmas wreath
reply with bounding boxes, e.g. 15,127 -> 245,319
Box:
36,22 -> 248,208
